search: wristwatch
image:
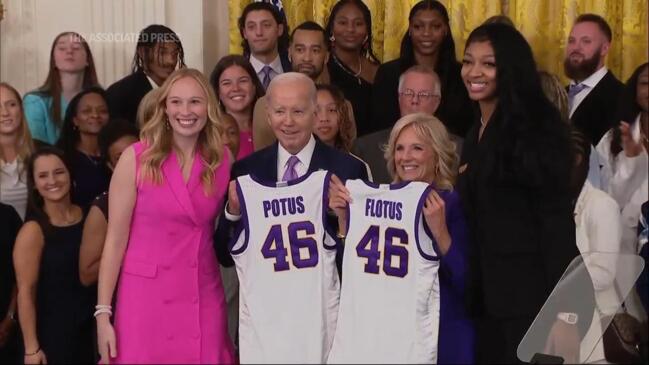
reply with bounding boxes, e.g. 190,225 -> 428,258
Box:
557,312 -> 578,324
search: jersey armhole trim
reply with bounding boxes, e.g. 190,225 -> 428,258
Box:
415,184 -> 441,261
322,171 -> 338,250
229,178 -> 250,255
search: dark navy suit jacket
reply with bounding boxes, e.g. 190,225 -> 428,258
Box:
214,138 -> 368,267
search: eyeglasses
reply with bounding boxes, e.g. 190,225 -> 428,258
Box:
398,88 -> 440,101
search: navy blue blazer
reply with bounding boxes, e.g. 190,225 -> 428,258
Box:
214,138 -> 368,267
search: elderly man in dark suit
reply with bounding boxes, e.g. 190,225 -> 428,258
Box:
215,72 -> 368,262
564,13 -> 624,145
214,73 -> 368,342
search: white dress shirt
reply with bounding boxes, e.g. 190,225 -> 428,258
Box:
569,66 -> 609,118
574,180 -> 623,363
0,159 -> 28,220
276,134 -> 316,181
596,114 -> 648,253
249,54 -> 284,84
145,74 -> 161,89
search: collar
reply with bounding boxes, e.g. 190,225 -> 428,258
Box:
571,66 -> 608,88
277,134 -> 316,170
145,73 -> 160,89
250,54 -> 284,75
574,180 -> 593,219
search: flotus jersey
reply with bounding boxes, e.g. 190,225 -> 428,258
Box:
230,170 -> 340,363
328,180 -> 441,364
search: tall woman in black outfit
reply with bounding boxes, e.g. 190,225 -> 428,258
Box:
371,0 -> 473,137
325,0 -> 380,137
13,147 -> 94,364
457,23 -> 586,363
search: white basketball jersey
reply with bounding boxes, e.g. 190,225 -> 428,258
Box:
231,170 -> 340,364
328,180 -> 441,364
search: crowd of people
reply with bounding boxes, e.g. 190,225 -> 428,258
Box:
0,0 -> 647,364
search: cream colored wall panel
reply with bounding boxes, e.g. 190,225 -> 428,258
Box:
0,0 -> 216,94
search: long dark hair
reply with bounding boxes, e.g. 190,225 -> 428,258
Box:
56,87 -> 108,159
238,2 -> 290,59
131,24 -> 186,74
610,62 -> 648,157
28,32 -> 99,129
465,23 -> 572,188
399,0 -> 457,85
26,146 -> 74,232
325,0 -> 380,64
209,55 -> 265,112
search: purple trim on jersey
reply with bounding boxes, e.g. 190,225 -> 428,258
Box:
415,184 -> 441,261
361,179 -> 413,190
321,171 -> 338,250
248,169 -> 314,187
229,178 -> 250,255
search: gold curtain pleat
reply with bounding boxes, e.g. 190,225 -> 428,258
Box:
228,0 -> 647,81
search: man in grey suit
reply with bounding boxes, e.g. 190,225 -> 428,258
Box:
353,65 -> 463,183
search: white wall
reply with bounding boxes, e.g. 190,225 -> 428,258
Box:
0,0 -> 230,95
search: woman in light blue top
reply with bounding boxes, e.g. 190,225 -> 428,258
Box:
24,32 -> 98,145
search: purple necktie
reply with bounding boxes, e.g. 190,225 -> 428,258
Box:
568,83 -> 587,109
261,65 -> 273,90
282,155 -> 300,182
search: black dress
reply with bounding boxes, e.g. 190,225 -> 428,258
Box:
34,219 -> 95,364
327,56 -> 375,137
0,203 -> 22,362
69,150 -> 111,212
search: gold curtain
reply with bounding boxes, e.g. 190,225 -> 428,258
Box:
228,0 -> 647,81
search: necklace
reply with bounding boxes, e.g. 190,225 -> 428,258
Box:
332,53 -> 363,85
78,149 -> 101,166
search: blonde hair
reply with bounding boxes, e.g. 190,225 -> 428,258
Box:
384,113 -> 458,190
139,68 -> 224,193
539,71 -> 569,122
136,88 -> 161,129
0,82 -> 35,168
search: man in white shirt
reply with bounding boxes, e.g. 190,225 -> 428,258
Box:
564,13 -> 624,145
238,2 -> 291,90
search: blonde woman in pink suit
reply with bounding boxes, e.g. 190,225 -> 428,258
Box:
95,68 -> 235,364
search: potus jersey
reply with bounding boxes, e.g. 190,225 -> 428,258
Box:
328,180 -> 441,364
230,170 -> 340,363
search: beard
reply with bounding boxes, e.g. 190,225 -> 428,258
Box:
295,63 -> 321,79
564,48 -> 602,81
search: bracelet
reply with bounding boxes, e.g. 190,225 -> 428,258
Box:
94,308 -> 113,318
95,304 -> 112,310
25,347 -> 40,356
336,231 -> 346,239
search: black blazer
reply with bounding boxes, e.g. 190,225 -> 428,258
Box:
370,58 -> 475,137
569,70 -> 624,145
457,114 -> 591,321
214,138 -> 369,266
105,70 -> 153,126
